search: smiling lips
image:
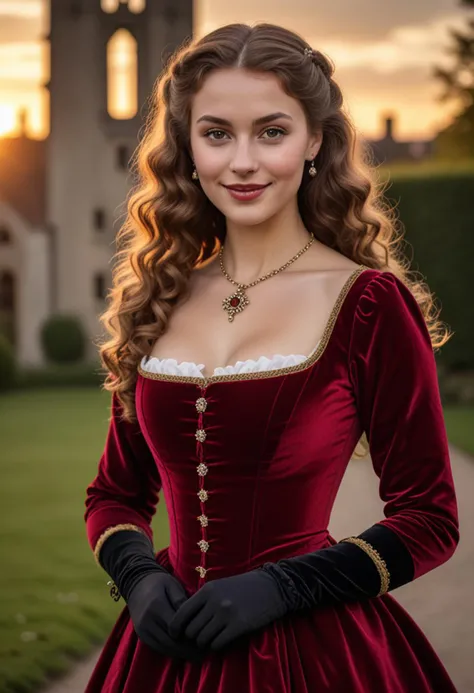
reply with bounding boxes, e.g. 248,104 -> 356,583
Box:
224,183 -> 270,190
223,183 -> 271,201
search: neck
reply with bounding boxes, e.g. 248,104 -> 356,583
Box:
221,207 -> 313,284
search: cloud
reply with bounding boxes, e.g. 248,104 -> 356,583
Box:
198,0 -> 471,43
313,13 -> 467,76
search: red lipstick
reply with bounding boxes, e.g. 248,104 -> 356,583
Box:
223,183 -> 271,201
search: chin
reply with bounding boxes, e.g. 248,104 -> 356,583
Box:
223,207 -> 277,227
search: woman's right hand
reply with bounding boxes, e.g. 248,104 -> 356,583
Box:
127,572 -> 208,661
97,529 -> 208,662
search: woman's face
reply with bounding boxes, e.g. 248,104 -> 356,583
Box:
189,68 -> 322,226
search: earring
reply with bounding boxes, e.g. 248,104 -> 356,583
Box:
308,159 -> 317,177
192,166 -> 199,180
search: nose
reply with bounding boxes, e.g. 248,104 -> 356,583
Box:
229,140 -> 258,175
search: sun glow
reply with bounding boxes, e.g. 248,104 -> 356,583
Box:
0,105 -> 16,136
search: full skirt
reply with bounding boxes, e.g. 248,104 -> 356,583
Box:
85,547 -> 457,693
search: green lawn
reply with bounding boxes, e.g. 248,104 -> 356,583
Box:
0,388 -> 472,693
444,405 -> 474,457
0,388 -> 170,693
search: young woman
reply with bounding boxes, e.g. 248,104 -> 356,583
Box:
84,22 -> 459,693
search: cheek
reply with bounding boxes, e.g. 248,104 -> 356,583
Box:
267,149 -> 305,179
192,144 -> 224,178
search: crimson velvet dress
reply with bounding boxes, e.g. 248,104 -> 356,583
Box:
84,267 -> 459,693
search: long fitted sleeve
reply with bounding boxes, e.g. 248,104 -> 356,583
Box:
349,271 -> 459,580
84,391 -> 162,565
260,271 -> 460,610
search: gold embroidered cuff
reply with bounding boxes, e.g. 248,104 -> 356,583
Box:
339,536 -> 390,596
93,523 -> 148,567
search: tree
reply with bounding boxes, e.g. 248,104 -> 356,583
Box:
432,1 -> 474,158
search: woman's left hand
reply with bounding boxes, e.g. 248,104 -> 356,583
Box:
167,569 -> 289,651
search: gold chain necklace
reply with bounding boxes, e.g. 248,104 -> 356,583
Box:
219,232 -> 315,322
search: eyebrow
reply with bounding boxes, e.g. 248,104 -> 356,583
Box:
196,112 -> 293,126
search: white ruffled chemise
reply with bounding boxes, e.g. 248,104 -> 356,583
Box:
140,340 -> 321,378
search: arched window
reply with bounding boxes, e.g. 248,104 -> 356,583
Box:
101,0 -> 146,13
107,29 -> 138,119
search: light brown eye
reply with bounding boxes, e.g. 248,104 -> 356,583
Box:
204,129 -> 227,141
262,127 -> 286,139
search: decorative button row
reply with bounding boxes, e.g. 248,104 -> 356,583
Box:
195,395 -> 210,579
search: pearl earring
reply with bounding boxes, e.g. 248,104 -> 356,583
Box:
192,166 -> 199,180
308,159 -> 317,177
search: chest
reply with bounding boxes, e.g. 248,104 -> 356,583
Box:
148,268 -> 360,375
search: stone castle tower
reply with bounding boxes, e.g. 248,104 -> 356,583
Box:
47,0 -> 193,359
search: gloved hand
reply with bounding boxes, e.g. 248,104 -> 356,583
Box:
167,569 -> 290,652
126,571 -> 207,661
98,529 -> 207,662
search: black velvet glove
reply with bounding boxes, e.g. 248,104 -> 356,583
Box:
168,523 -> 414,652
98,530 -> 207,662
259,523 -> 415,612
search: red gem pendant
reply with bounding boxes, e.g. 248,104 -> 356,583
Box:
222,286 -> 250,322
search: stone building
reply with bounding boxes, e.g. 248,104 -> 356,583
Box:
0,0 -> 193,366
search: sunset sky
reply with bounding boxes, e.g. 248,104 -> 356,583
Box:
0,0 -> 471,141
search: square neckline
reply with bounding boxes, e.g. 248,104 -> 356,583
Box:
137,264 -> 369,386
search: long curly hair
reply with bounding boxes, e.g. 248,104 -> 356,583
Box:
96,22 -> 452,453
